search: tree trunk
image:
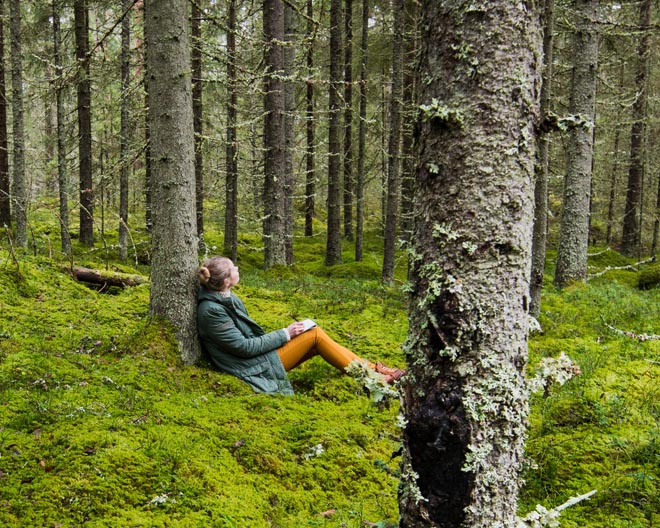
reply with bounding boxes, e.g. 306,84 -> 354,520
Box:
224,0 -> 238,262
52,0 -> 71,256
263,0 -> 288,269
192,0 -> 204,248
530,0 -> 556,317
145,0 -> 200,364
606,63 -> 625,246
9,0 -> 26,247
620,0 -> 651,257
399,0 -> 418,244
283,2 -> 296,265
553,0 -> 599,290
399,1 -> 540,526
304,0 -> 316,238
142,0 -> 152,233
325,0 -> 343,265
651,170 -> 660,259
75,0 -> 94,247
343,0 -> 354,242
381,0 -> 403,284
118,0 -> 131,261
0,0 -> 10,229
354,0 -> 368,262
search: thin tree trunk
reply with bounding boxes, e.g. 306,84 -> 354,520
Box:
9,0 -> 26,247
304,0 -> 316,238
0,0 -> 10,228
400,1 -> 540,524
343,0 -> 354,241
52,0 -> 71,256
263,0 -> 288,269
224,0 -> 238,262
530,0 -> 555,317
118,0 -> 131,261
325,0 -> 343,265
75,0 -> 94,246
621,0 -> 652,257
382,0 -> 403,283
145,0 -> 200,364
192,0 -> 204,248
651,170 -> 660,259
554,0 -> 599,290
399,0 -> 417,243
606,63 -> 625,246
354,0 -> 368,261
283,2 -> 296,265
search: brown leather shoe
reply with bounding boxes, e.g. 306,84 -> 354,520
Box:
375,362 -> 406,384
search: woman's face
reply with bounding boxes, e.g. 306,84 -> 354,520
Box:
225,262 -> 240,289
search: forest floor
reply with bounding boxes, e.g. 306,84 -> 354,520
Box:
1,226 -> 659,527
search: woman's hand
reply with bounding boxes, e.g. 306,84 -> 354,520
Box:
287,321 -> 306,339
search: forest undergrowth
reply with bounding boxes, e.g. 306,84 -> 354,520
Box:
1,223 -> 659,527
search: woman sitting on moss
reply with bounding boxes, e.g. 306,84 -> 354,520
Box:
197,256 -> 405,395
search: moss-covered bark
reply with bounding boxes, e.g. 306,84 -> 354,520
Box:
553,0 -> 600,289
400,2 -> 541,526
145,0 -> 200,364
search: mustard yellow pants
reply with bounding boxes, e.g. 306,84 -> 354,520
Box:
277,326 -> 370,372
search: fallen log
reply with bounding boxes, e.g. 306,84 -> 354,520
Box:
67,266 -> 148,289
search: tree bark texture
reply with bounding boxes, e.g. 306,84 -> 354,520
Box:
530,0 -> 555,317
325,0 -> 343,265
263,0 -> 288,269
283,2 -> 296,265
0,0 -> 9,228
224,0 -> 238,261
304,0 -> 316,238
145,0 -> 200,364
620,0 -> 652,257
192,0 -> 204,246
118,0 -> 131,261
74,0 -> 94,247
399,0 -> 418,243
354,0 -> 368,262
343,0 -> 354,242
381,0 -> 403,284
52,0 -> 71,256
9,0 -> 26,247
553,0 -> 599,289
400,2 -> 541,526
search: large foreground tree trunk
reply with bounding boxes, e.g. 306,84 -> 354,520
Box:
553,0 -> 599,289
399,1 -> 541,526
145,0 -> 200,364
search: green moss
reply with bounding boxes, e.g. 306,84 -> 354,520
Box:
0,241 -> 404,528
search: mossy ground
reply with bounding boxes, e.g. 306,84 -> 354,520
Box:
2,220 -> 660,527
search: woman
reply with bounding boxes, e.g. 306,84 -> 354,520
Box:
197,256 -> 405,395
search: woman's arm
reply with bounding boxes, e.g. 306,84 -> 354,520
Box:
201,304 -> 289,359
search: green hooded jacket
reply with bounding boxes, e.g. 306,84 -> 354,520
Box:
197,286 -> 294,395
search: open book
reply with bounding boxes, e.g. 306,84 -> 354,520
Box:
301,319 -> 317,332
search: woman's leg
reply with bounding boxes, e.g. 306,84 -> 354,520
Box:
277,327 -> 370,372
